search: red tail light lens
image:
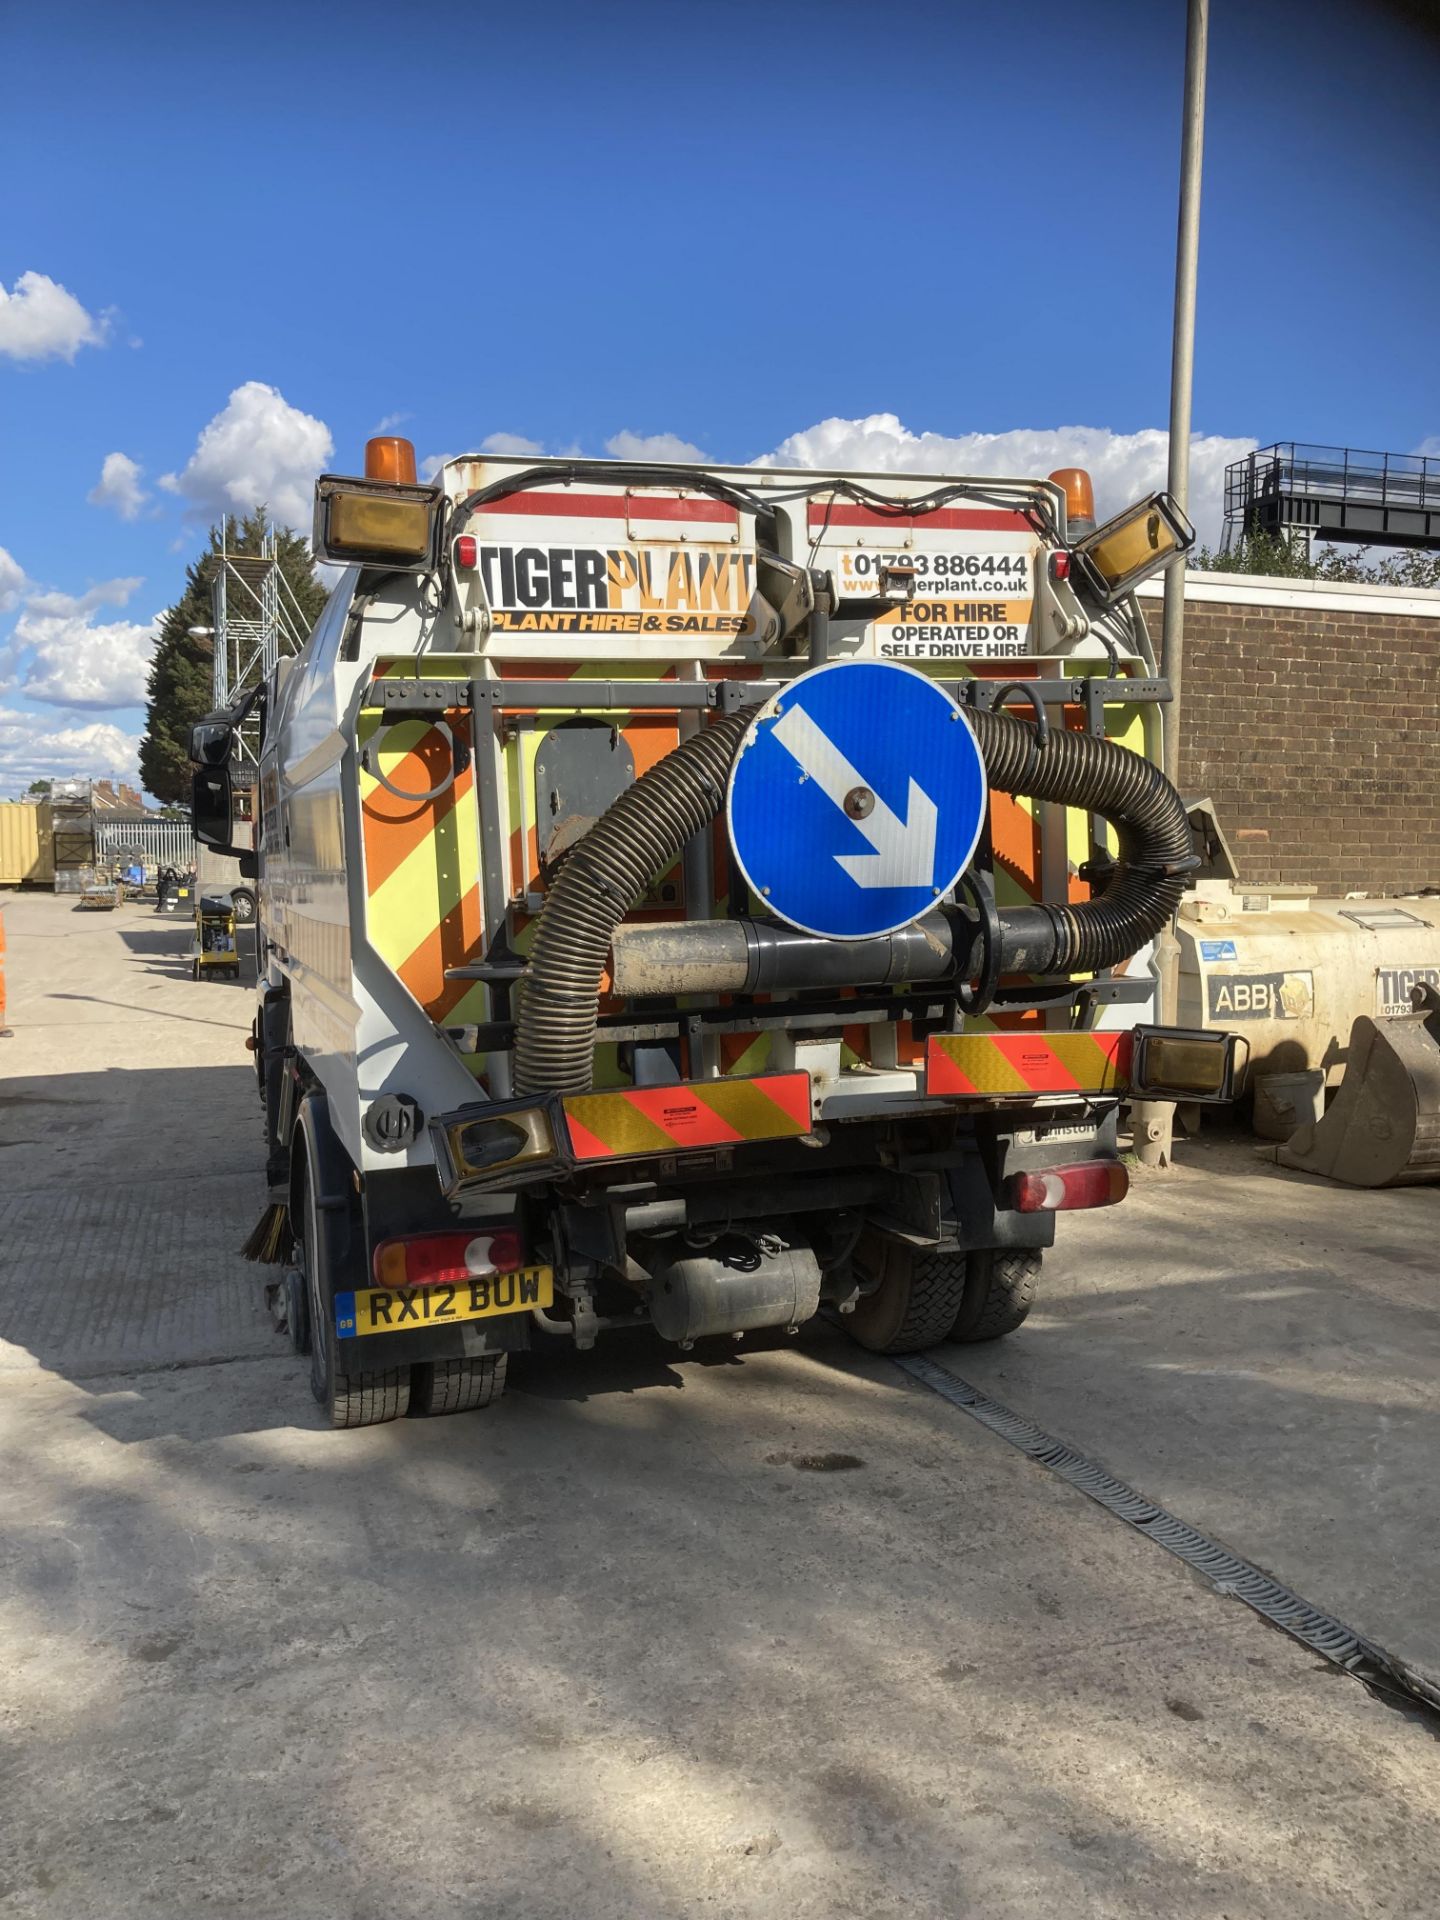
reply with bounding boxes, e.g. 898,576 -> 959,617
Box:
1048,550 -> 1072,581
373,1227 -> 523,1289
454,534 -> 478,569
1009,1160 -> 1129,1213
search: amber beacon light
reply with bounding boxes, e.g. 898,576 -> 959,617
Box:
365,436 -> 419,484
1048,467 -> 1096,538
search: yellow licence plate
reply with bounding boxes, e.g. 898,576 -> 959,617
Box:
335,1266 -> 553,1338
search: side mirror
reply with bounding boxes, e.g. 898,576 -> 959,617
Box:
192,765 -> 236,849
190,720 -> 234,766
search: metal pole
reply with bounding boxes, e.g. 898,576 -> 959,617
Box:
1135,0 -> 1208,1170
1161,0 -> 1208,785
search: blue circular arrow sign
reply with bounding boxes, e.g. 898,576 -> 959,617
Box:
726,660 -> 988,941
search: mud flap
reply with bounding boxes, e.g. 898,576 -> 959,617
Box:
1275,1005 -> 1440,1188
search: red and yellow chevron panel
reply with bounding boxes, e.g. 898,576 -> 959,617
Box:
563,1072 -> 812,1161
926,1031 -> 1131,1099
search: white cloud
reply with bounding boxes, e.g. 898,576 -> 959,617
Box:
1,577 -> 156,711
0,707 -> 142,795
479,432 -> 545,458
1414,436 -> 1440,459
160,381 -> 333,531
419,452 -> 457,483
371,411 -> 412,434
88,451 -> 149,521
0,547 -> 27,613
0,271 -> 107,363
24,576 -> 143,617
756,415 -> 1255,546
605,430 -> 708,463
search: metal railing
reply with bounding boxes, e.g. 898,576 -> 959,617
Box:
1225,442 -> 1440,528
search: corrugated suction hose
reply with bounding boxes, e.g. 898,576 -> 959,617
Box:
513,706 -> 759,1096
969,705 -> 1192,976
513,699 -> 1190,1096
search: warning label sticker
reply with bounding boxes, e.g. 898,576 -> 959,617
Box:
833,548 -> 1034,660
476,543 -> 757,636
1376,965 -> 1440,1016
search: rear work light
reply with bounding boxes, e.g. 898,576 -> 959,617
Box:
431,1097 -> 564,1196
1128,1025 -> 1245,1102
1009,1160 -> 1130,1213
313,472 -> 444,570
373,1229 -> 523,1290
1070,491 -> 1195,607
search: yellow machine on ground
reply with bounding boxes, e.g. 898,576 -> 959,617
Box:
192,894 -> 239,981
191,435 -> 1240,1429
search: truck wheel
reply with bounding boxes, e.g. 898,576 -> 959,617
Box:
845,1234 -> 970,1354
232,888 -> 257,925
948,1248 -> 1042,1344
410,1355 -> 508,1416
295,1148 -> 410,1428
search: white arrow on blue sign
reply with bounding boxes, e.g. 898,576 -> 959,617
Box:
725,659 -> 989,941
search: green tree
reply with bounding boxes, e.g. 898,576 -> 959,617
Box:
139,509 -> 328,804
25,778 -> 52,798
1192,530 -> 1440,590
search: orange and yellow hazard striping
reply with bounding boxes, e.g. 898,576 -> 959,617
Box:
358,686 -> 490,1031
926,1031 -> 1131,1099
563,1073 -> 812,1161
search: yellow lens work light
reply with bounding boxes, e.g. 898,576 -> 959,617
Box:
1071,492 -> 1195,607
1127,1025 -> 1245,1103
313,474 -> 443,570
431,1099 -> 563,1196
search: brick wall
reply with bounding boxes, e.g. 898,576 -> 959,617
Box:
1138,575 -> 1440,897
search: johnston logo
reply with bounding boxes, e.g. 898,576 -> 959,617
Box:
476,543 -> 757,635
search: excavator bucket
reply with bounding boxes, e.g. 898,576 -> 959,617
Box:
1275,993 -> 1440,1188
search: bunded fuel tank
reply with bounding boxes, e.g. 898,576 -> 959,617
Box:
1176,883 -> 1440,1084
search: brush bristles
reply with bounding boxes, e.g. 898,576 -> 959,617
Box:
241,1203 -> 291,1265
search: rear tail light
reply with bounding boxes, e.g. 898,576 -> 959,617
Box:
1048,550 -> 1072,581
1008,1160 -> 1129,1213
454,533 -> 478,569
373,1228 -> 523,1289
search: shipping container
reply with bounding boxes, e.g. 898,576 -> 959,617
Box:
0,802 -> 54,887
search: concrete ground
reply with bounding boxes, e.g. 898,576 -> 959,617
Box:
1,888 -> 1438,1920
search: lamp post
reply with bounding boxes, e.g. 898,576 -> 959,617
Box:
1134,0 -> 1209,1169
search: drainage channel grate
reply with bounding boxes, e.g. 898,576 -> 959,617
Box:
896,1351 -> 1440,1728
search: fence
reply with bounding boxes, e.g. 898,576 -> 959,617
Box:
93,816 -> 196,873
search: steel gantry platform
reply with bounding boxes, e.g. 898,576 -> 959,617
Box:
1225,442 -> 1440,552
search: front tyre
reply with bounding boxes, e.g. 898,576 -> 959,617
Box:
295,1141 -> 409,1428
947,1248 -> 1041,1343
845,1236 -> 970,1354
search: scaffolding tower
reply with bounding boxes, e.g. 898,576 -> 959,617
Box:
210,524 -> 315,763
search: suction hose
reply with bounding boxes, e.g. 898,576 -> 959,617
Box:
513,701 -> 1191,1096
969,705 -> 1193,977
513,705 -> 759,1096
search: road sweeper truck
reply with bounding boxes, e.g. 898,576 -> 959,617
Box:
191,436 -> 1239,1428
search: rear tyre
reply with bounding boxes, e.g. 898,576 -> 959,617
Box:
947,1248 -> 1041,1344
296,1144 -> 409,1428
410,1354 -> 508,1417
845,1235 -> 970,1354
231,888 -> 257,925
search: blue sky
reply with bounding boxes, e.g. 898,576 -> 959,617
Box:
1,0 -> 1437,796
